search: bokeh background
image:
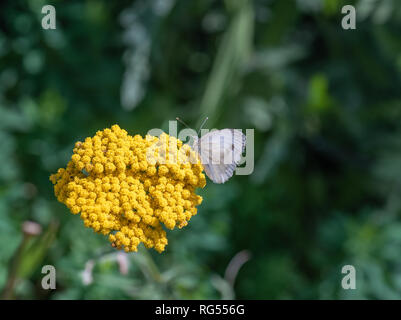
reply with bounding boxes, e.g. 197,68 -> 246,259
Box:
1,0 -> 401,299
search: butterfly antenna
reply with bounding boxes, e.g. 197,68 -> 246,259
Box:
176,117 -> 190,129
198,117 -> 208,135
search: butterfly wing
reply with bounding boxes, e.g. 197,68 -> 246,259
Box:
195,129 -> 246,184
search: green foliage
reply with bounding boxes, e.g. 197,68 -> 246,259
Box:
0,0 -> 401,299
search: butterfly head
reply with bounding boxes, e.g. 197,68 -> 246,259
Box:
176,117 -> 208,151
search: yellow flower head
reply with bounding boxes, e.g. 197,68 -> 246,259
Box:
50,124 -> 206,253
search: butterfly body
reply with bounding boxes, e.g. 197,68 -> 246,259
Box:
192,129 -> 246,184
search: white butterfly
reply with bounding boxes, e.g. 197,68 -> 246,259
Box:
176,118 -> 246,184
192,128 -> 246,183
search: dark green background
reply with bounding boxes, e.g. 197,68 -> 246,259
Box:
1,0 -> 401,299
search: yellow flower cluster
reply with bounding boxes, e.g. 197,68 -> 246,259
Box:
50,124 -> 206,253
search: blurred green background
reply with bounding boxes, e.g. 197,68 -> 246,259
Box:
1,0 -> 401,299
